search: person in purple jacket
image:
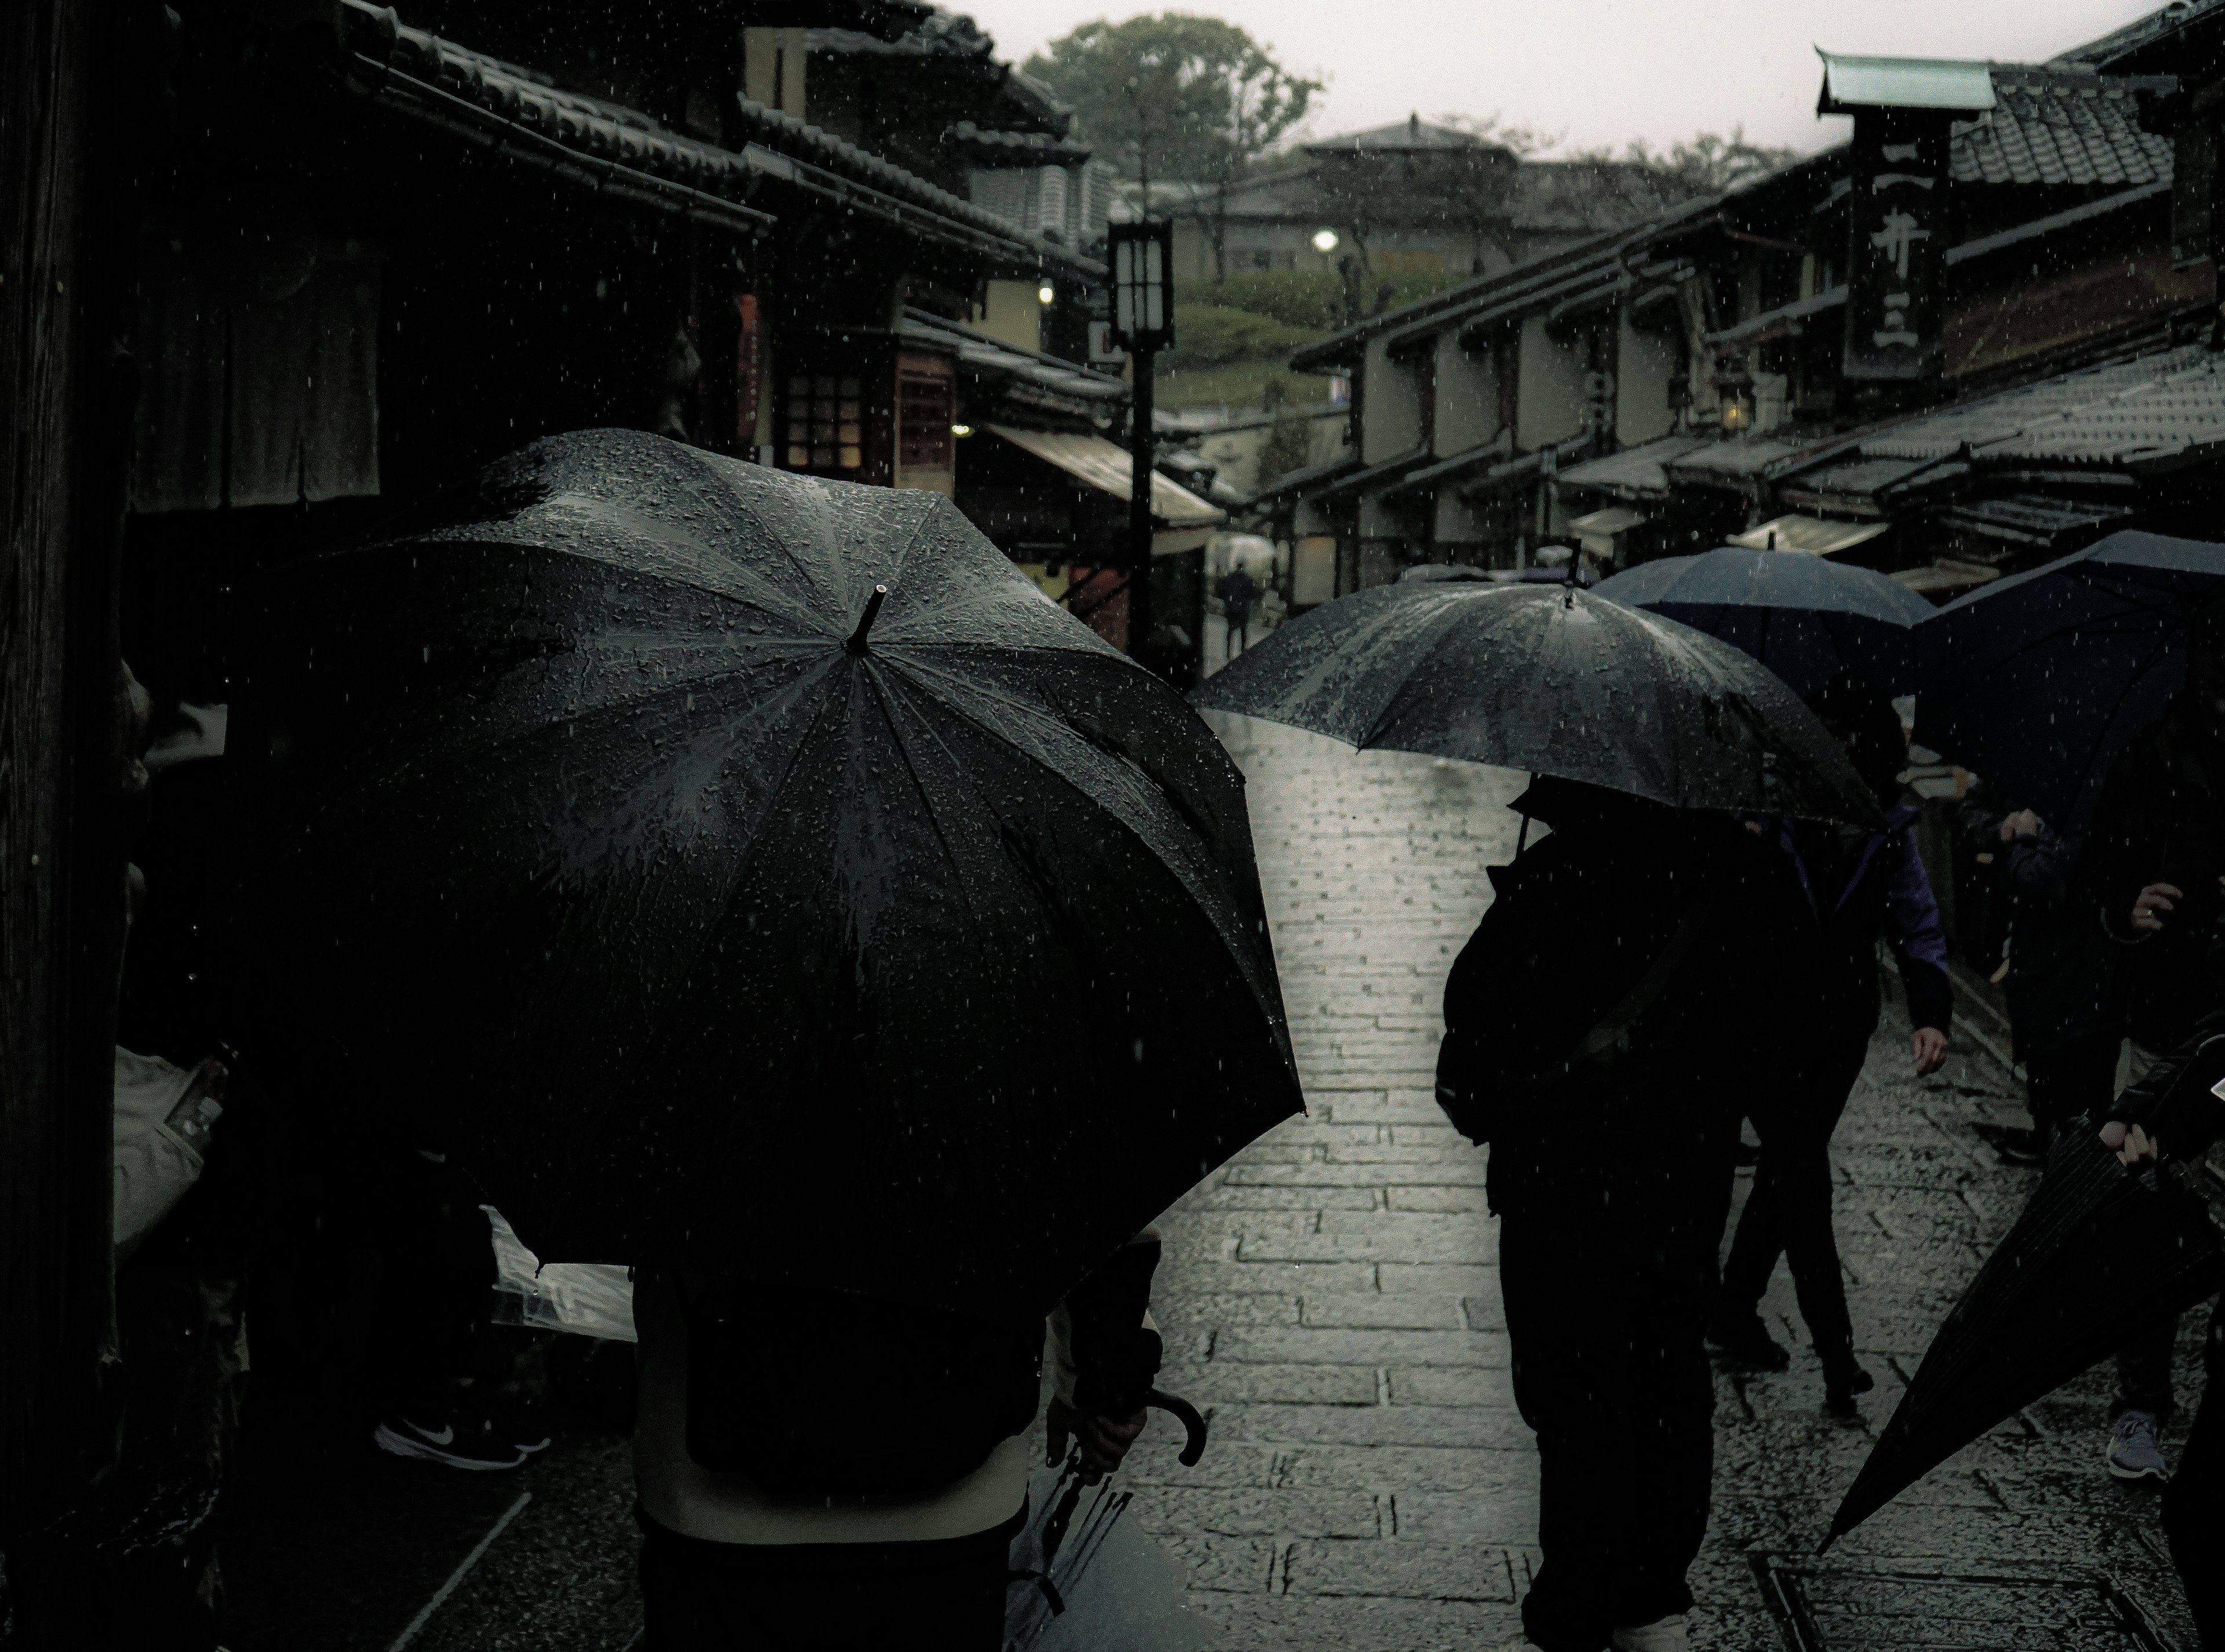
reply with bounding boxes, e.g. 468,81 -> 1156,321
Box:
1706,674 -> 1952,1413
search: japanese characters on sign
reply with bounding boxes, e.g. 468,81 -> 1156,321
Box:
1843,113 -> 1950,381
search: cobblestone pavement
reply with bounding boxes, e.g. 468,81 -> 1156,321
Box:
385,711 -> 2206,1651
1125,713 -> 2205,1650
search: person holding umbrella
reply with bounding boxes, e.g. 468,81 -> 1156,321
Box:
1706,674 -> 1953,1412
2095,1023 -> 2225,1646
1192,578 -> 1883,1652
2076,611 -> 2225,1480
225,432 -> 1304,1647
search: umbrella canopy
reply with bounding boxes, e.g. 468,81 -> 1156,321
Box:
1828,1049 -> 2225,1548
1591,546 -> 1935,698
227,429 -> 1301,1313
1913,530 -> 2225,832
1191,582 -> 1881,825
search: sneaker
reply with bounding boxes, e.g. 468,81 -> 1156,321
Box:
1612,1617 -> 1691,1652
374,1411 -> 527,1471
2106,1410 -> 2168,1480
1705,1312 -> 1792,1372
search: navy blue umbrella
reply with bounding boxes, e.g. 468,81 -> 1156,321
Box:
1913,530 -> 2225,833
1592,546 -> 1934,698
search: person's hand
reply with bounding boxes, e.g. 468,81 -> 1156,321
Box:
2100,1119 -> 2160,1166
1046,1395 -> 1147,1483
1997,809 -> 2043,841
1910,1026 -> 1949,1076
2132,882 -> 2183,932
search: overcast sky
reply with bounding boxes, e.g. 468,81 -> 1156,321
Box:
964,1 -> 2166,158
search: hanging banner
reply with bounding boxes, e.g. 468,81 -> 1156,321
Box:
1843,112 -> 1950,381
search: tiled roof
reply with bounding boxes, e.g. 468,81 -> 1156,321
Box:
1841,344 -> 2225,471
1555,432 -> 1718,499
948,122 -> 1090,167
1306,116 -> 1491,154
2051,0 -> 2225,68
340,1 -> 773,234
725,96 -> 1101,278
899,312 -> 1124,407
1949,68 -> 2176,188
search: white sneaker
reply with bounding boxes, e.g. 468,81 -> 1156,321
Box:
1611,1617 -> 1690,1652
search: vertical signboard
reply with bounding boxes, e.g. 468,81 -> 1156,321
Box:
1843,112 -> 1951,382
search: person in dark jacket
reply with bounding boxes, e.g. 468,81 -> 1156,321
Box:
1949,792 -> 2126,1162
1438,778 -> 1772,1652
2096,1013 -> 2225,1646
1214,564 -> 1260,658
2077,664 -> 2225,1479
1708,677 -> 1951,1413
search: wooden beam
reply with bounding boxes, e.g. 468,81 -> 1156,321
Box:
0,0 -> 130,1555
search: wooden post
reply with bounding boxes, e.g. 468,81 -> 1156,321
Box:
1128,343 -> 1156,668
1,0 -> 132,1559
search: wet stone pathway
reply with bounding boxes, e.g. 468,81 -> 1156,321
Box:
357,713 -> 2204,1651
1129,713 -> 2205,1651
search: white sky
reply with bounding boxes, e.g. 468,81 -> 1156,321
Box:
963,0 -> 2167,158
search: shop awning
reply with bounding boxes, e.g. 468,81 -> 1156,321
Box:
1728,514 -> 1892,556
1571,505 -> 1648,556
986,426 -> 1225,534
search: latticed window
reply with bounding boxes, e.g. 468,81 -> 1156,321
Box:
785,374 -> 864,471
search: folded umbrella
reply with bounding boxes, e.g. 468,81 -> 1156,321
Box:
1191,582 -> 1880,826
1913,530 -> 2225,833
227,429 -> 1301,1311
1827,1042 -> 2225,1548
1592,545 -> 1934,698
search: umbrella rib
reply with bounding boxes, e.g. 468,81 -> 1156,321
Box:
882,652 -> 1283,1023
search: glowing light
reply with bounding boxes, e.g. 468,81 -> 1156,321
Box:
1311,228 -> 1340,254
1037,282 -> 1056,305
950,423 -> 975,437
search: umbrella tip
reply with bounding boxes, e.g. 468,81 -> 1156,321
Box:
846,585 -> 891,654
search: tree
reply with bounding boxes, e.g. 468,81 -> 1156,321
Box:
1026,15 -> 1321,280
1571,126 -> 1804,202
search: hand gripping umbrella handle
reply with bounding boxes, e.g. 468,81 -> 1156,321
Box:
1146,1388 -> 1208,1466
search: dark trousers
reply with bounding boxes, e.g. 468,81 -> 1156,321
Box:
1224,615 -> 1250,657
1495,1080 -> 1735,1651
2023,1031 -> 2122,1147
1719,1039 -> 1869,1359
637,1504 -> 1022,1651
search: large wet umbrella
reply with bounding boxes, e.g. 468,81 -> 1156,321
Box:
1828,1042 -> 2225,1548
1592,546 -> 1935,698
1913,530 -> 2225,832
226,429 -> 1301,1312
1191,582 -> 1880,825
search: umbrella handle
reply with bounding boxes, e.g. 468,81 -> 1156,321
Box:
1146,1388 -> 1208,1466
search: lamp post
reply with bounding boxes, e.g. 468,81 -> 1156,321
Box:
1107,220 -> 1174,673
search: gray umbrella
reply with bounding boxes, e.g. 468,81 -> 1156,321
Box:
1191,582 -> 1880,825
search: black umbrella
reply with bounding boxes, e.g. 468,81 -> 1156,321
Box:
1913,530 -> 2225,832
1592,546 -> 1935,698
1827,1045 -> 2225,1548
227,429 -> 1300,1312
1190,582 -> 1880,825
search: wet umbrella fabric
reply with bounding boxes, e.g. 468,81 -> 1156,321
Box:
227,429 -> 1300,1312
1912,530 -> 2225,833
1190,582 -> 1880,826
1827,1053 -> 2225,1548
1591,546 -> 1934,698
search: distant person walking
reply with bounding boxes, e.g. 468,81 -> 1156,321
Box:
1709,675 -> 1951,1414
1215,564 -> 1260,660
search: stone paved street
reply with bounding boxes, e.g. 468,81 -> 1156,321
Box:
322,713 -> 2206,1651
1124,713 -> 2205,1650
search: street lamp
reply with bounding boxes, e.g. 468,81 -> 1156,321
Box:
1311,228 -> 1340,254
1037,280 -> 1056,306
1106,218 -> 1175,673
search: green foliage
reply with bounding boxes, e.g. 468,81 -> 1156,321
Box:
1255,406 -> 1316,488
1024,15 -> 1321,190
1199,269 -> 1468,333
1569,127 -> 1806,200
1154,359 -> 1336,411
1165,303 -> 1321,370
